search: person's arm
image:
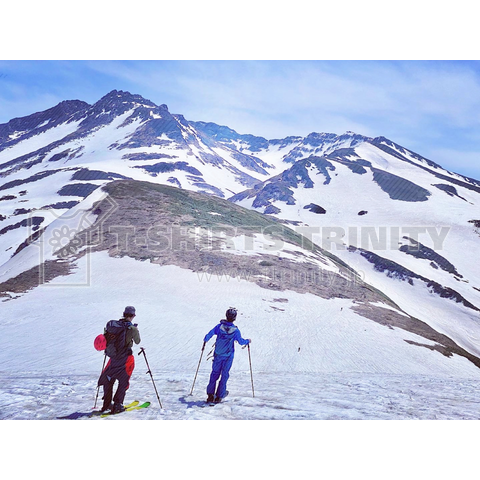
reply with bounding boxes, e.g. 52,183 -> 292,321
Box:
203,325 -> 218,343
131,325 -> 141,344
235,328 -> 251,346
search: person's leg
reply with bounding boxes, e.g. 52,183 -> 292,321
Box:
98,360 -> 114,412
215,355 -> 234,400
206,355 -> 223,399
112,355 -> 134,407
101,379 -> 114,411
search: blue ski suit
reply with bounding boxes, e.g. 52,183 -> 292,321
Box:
204,320 -> 250,399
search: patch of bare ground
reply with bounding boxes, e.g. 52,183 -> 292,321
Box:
0,260 -> 73,299
73,180 -> 394,306
352,303 -> 480,368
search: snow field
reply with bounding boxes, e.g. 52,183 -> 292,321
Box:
2,251 -> 479,377
234,152 -> 480,362
2,370 -> 480,420
2,251 -> 480,423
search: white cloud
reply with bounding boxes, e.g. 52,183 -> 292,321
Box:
84,61 -> 471,130
169,63 -> 480,131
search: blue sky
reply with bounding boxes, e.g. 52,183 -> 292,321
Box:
1,60 -> 480,180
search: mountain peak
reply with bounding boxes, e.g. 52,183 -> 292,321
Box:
57,99 -> 91,112
96,89 -> 157,109
0,99 -> 90,146
74,90 -> 160,132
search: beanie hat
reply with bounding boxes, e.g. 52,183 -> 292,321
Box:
226,307 -> 237,321
123,306 -> 136,316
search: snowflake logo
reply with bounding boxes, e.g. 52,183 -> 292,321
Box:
48,225 -> 84,258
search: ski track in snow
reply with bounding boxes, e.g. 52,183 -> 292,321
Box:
1,371 -> 479,420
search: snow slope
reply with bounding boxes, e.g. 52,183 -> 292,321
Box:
231,144 -> 480,363
1,251 -> 480,421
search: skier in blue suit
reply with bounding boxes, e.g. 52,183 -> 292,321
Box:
204,308 -> 251,403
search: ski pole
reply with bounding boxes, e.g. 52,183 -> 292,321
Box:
138,347 -> 163,409
190,341 -> 206,395
94,353 -> 107,409
247,343 -> 255,398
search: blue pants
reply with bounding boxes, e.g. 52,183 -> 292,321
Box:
206,354 -> 234,399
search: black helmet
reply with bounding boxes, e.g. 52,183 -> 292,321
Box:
226,307 -> 237,321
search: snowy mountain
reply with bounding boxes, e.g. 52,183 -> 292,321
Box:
0,90 -> 283,269
231,138 -> 480,363
1,89 -> 480,420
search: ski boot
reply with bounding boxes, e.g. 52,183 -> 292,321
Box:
100,403 -> 114,413
111,403 -> 126,414
214,390 -> 229,403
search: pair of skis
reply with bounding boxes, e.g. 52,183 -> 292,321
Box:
99,400 -> 150,417
57,400 -> 150,420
